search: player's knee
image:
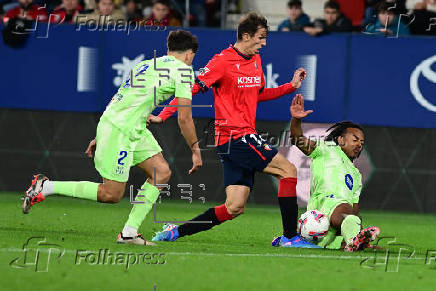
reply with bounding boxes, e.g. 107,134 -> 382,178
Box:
155,163 -> 171,184
226,203 -> 245,216
99,186 -> 124,203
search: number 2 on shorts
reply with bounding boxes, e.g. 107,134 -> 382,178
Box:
118,151 -> 128,165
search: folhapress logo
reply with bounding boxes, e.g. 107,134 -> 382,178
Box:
237,76 -> 261,88
9,237 -> 65,272
410,55 -> 436,112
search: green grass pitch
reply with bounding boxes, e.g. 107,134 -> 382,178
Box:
1,192 -> 436,291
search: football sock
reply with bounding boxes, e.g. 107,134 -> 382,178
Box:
124,182 -> 160,230
122,225 -> 138,238
317,227 -> 337,248
52,181 -> 98,201
41,181 -> 55,196
277,177 -> 298,239
341,215 -> 362,244
177,204 -> 233,237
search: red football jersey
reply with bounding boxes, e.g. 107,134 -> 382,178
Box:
159,45 -> 296,145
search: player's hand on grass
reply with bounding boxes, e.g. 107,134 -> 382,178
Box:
290,94 -> 313,119
291,68 -> 306,89
85,138 -> 97,158
147,114 -> 163,126
189,150 -> 202,175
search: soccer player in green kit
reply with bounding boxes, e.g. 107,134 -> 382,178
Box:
287,94 -> 380,252
21,30 -> 202,245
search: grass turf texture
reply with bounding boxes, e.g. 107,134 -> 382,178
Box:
1,192 -> 436,291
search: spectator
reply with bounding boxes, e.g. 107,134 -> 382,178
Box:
52,0 -> 83,23
277,0 -> 310,32
144,0 -> 181,26
75,0 -> 125,25
365,1 -> 410,36
124,0 -> 142,23
303,1 -> 353,36
3,0 -> 48,24
407,0 -> 436,35
362,0 -> 407,28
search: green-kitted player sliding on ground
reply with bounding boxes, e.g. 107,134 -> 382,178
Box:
22,30 -> 202,246
287,94 -> 380,252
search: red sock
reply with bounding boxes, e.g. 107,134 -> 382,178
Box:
278,177 -> 297,197
214,204 -> 233,222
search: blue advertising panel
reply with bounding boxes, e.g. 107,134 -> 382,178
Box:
347,35 -> 436,128
1,24 -> 435,128
256,32 -> 348,123
0,24 -> 102,112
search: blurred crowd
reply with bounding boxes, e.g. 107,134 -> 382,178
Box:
1,0 -> 434,36
279,0 -> 436,36
0,0 -> 230,27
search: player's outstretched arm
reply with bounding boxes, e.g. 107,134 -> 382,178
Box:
156,82 -> 204,122
177,97 -> 203,174
257,68 -> 306,102
290,94 -> 316,156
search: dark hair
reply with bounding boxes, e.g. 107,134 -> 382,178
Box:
377,1 -> 396,14
287,0 -> 302,9
237,12 -> 269,40
324,0 -> 340,10
124,0 -> 137,5
325,121 -> 364,145
153,0 -> 170,7
167,30 -> 198,53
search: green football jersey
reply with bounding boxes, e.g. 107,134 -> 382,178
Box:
308,140 -> 362,204
101,55 -> 194,139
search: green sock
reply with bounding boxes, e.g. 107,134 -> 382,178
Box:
325,236 -> 344,249
124,182 -> 160,230
53,181 -> 98,201
341,215 -> 362,244
318,226 -> 337,248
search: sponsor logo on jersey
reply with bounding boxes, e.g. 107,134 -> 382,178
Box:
237,76 -> 261,88
235,63 -> 240,70
326,194 -> 336,199
254,61 -> 258,70
345,174 -> 353,190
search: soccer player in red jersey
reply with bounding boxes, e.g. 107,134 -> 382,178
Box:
151,12 -> 318,248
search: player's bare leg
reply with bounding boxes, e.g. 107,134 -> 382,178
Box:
224,185 -> 250,217
152,185 -> 250,242
22,171 -> 130,213
265,153 -> 320,248
329,203 -> 379,252
118,152 -> 170,246
97,179 -> 127,203
22,174 -> 115,214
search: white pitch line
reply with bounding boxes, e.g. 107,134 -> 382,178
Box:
0,248 -> 427,261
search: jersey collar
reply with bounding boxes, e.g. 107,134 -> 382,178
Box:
230,44 -> 252,60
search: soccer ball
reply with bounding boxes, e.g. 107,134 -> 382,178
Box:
297,210 -> 330,242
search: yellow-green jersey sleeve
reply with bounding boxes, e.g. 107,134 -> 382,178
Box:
173,66 -> 194,100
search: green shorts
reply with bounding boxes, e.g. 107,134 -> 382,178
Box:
94,119 -> 162,182
306,195 -> 352,219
